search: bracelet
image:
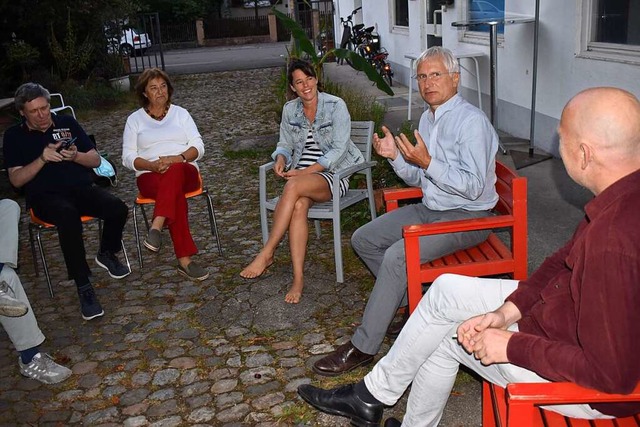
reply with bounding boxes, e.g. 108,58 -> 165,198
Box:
180,154 -> 187,162
39,153 -> 48,163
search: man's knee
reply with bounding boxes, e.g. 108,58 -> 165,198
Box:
423,274 -> 477,309
351,220 -> 380,253
0,199 -> 20,218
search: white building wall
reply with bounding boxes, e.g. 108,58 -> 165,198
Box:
335,0 -> 640,156
442,0 -> 640,155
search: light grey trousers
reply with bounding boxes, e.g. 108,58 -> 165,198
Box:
0,199 -> 45,352
351,203 -> 491,354
364,274 -> 611,426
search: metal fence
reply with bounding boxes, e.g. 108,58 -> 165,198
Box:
204,15 -> 270,39
160,22 -> 197,43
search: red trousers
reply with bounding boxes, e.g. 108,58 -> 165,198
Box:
137,163 -> 200,259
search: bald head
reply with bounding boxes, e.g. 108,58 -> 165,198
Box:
559,87 -> 640,194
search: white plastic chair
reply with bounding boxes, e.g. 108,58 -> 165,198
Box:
259,121 -> 377,283
50,93 -> 76,118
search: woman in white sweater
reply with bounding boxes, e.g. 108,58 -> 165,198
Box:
122,68 -> 208,281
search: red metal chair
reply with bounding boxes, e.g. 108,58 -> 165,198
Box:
132,172 -> 223,268
383,160 -> 528,314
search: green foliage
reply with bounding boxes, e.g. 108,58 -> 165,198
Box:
57,79 -> 135,113
322,79 -> 386,127
272,7 -> 394,96
49,11 -> 95,81
2,39 -> 40,81
99,52 -> 127,79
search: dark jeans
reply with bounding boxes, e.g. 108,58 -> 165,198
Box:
30,186 -> 128,287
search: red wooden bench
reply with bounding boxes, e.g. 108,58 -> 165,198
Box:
383,161 -> 640,425
484,381 -> 640,426
383,160 -> 528,313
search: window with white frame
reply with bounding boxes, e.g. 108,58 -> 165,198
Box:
580,0 -> 640,63
459,0 -> 505,44
394,0 -> 409,27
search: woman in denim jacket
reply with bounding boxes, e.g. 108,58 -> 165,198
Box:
241,59 -> 364,303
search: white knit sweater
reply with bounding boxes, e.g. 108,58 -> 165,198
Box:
122,104 -> 205,177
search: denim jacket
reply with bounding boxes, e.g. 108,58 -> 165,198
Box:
271,92 -> 364,172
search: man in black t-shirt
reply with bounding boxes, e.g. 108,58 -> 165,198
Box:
2,83 -> 130,321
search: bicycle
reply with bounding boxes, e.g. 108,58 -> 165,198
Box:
338,7 -> 362,66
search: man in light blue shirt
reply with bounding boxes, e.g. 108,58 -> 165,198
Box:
313,46 -> 499,376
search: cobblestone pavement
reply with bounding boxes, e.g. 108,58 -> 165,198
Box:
0,68 -> 480,426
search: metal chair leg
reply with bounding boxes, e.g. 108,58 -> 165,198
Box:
121,239 -> 132,274
133,203 -> 144,269
202,189 -> 223,256
35,229 -> 54,298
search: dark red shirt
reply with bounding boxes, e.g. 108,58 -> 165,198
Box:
506,168 -> 640,417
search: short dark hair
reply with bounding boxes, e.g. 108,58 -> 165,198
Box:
14,83 -> 51,112
286,59 -> 323,100
134,68 -> 174,107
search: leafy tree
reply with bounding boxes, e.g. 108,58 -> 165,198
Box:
49,10 -> 95,81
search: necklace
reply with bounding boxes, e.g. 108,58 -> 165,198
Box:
145,103 -> 170,121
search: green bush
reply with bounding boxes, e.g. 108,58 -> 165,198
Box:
57,79 -> 135,113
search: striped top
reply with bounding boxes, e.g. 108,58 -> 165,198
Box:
296,129 -> 350,198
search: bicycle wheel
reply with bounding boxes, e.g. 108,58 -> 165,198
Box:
379,61 -> 393,87
384,69 -> 393,87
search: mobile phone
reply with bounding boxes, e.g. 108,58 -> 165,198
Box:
57,137 -> 77,152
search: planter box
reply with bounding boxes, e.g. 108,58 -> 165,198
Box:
109,76 -> 130,92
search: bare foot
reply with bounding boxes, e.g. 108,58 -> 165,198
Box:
284,281 -> 304,304
240,253 -> 273,279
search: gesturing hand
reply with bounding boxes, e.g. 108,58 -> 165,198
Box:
373,126 -> 398,160
395,130 -> 431,169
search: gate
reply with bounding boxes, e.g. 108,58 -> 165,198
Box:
128,13 -> 165,73
107,13 -> 166,74
294,0 -> 335,46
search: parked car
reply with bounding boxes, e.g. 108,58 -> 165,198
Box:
243,0 -> 271,8
106,26 -> 152,56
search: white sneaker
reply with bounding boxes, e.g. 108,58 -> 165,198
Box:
19,353 -> 72,384
0,280 -> 28,317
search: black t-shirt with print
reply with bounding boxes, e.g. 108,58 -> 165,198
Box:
2,114 -> 95,202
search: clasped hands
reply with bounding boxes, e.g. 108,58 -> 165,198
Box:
150,155 -> 183,174
456,311 -> 515,365
41,142 -> 78,163
373,125 -> 432,169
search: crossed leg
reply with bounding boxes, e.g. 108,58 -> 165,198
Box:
241,174 -> 331,301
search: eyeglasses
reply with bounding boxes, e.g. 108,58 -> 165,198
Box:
413,72 -> 457,82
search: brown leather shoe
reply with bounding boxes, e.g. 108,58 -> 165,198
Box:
386,309 -> 409,339
313,342 -> 374,377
